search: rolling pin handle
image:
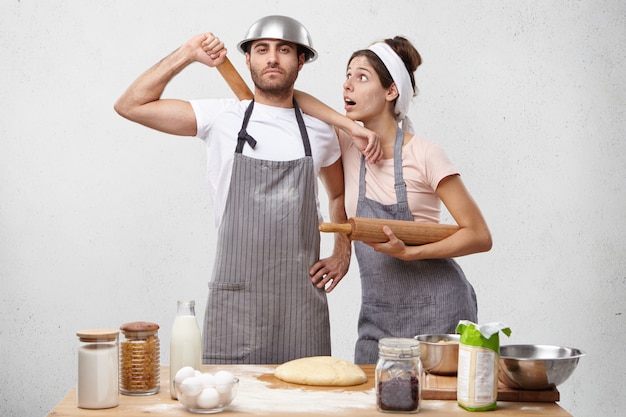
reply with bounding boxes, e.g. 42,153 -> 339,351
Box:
319,223 -> 353,235
216,57 -> 254,101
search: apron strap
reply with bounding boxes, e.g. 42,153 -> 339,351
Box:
358,127 -> 408,204
292,98 -> 312,157
236,100 -> 257,154
392,127 -> 407,204
236,98 -> 312,157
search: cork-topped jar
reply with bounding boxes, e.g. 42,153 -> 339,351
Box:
119,321 -> 160,395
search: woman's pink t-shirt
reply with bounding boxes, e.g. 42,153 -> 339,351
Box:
339,131 -> 459,223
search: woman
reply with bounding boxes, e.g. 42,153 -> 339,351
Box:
298,36 -> 492,363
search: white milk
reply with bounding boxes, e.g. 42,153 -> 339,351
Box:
169,314 -> 202,399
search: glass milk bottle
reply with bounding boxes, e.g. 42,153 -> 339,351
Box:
170,300 -> 202,399
76,329 -> 119,409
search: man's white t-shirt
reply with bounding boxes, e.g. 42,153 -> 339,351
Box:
191,99 -> 341,228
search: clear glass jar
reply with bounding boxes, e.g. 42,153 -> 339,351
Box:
76,329 -> 119,409
119,321 -> 160,395
375,337 -> 422,414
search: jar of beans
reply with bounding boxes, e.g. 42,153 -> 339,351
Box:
119,321 -> 160,395
375,337 -> 422,413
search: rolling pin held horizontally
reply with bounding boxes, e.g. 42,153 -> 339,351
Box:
319,217 -> 459,245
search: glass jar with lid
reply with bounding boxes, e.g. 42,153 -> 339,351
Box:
375,337 -> 422,413
76,329 -> 119,409
119,321 -> 160,395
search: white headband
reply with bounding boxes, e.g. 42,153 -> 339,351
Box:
368,42 -> 415,133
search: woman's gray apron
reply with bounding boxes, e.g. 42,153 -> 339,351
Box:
203,99 -> 331,364
354,128 -> 478,364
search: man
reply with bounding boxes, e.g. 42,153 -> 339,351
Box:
114,16 -> 353,364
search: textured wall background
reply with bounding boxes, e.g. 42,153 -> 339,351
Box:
1,1 -> 624,416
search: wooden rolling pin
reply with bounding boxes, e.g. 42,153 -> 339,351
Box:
319,217 -> 459,245
216,57 -> 254,100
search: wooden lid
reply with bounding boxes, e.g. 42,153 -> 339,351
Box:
76,329 -> 119,342
119,321 -> 160,335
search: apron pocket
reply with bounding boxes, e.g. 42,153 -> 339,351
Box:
203,281 -> 251,362
208,282 -> 246,291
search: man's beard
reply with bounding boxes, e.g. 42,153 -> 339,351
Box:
250,66 -> 298,99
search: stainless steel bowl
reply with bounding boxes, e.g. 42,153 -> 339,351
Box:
498,344 -> 585,390
237,15 -> 317,62
415,334 -> 460,375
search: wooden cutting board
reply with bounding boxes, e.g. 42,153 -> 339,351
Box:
422,373 -> 560,402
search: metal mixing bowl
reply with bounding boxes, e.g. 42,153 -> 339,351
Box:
415,334 -> 460,375
237,15 -> 317,62
498,344 -> 585,390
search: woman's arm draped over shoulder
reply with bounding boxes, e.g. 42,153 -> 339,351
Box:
294,90 -> 382,163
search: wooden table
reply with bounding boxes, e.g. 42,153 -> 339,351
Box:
46,365 -> 573,416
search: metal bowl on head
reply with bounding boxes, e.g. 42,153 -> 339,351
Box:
237,15 -> 317,62
415,334 -> 460,375
498,344 -> 585,390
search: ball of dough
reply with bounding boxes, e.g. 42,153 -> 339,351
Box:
274,356 -> 367,386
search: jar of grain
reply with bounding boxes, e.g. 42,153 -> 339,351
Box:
76,329 -> 119,409
119,321 -> 160,395
375,337 -> 422,414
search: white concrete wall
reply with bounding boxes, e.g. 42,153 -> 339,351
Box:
1,1 -> 624,416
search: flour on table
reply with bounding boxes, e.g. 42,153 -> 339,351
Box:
230,366 -> 375,414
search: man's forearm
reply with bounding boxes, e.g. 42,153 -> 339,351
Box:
328,196 -> 351,260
